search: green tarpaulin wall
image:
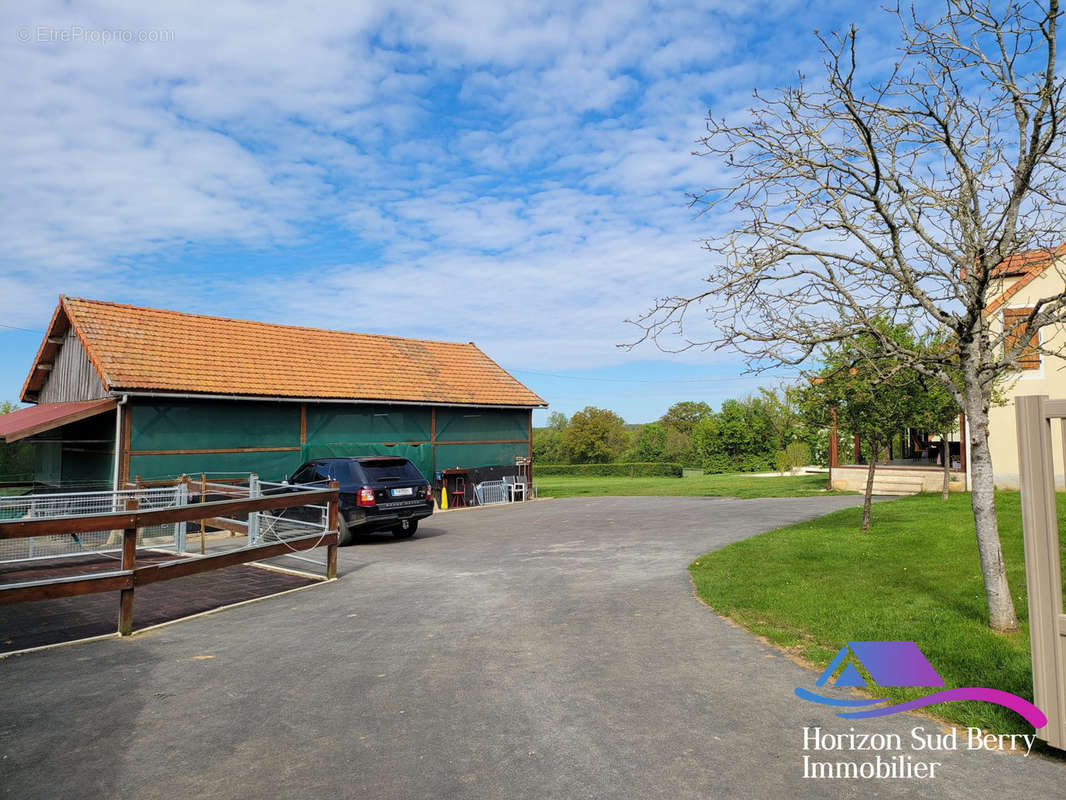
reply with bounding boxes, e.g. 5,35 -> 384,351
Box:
123,399 -> 530,483
301,443 -> 433,480
130,401 -> 301,449
306,405 -> 431,444
128,450 -> 305,483
434,408 -> 529,442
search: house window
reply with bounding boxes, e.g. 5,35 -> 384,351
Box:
1002,307 -> 1040,370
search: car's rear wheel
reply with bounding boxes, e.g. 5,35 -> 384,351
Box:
392,519 -> 418,539
336,517 -> 354,546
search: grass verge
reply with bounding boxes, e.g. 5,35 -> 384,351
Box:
689,491 -> 1063,739
536,472 -> 845,499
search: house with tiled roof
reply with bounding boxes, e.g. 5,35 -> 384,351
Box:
983,246 -> 1066,488
819,245 -> 1066,494
0,297 -> 547,490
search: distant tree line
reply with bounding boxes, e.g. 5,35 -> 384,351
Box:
534,389 -> 836,473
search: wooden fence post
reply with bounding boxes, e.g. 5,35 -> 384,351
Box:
326,480 -> 339,580
118,497 -> 139,636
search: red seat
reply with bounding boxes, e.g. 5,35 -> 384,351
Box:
449,476 -> 467,508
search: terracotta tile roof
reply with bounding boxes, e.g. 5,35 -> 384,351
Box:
991,243 -> 1066,276
22,298 -> 546,408
984,244 -> 1066,316
0,399 -> 117,442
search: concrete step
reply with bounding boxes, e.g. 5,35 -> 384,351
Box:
869,474 -> 925,495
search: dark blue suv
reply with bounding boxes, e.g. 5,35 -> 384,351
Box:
287,457 -> 434,545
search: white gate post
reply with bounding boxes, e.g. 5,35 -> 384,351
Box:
175,478 -> 188,553
247,473 -> 260,546
1016,395 -> 1066,748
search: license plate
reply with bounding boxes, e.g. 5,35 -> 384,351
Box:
391,487 -> 414,497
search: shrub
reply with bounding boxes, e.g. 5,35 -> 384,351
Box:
535,462 -> 683,478
702,453 -> 776,474
785,442 -> 811,470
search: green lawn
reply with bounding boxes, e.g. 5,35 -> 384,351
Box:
689,491 -> 1059,738
536,472 -> 845,499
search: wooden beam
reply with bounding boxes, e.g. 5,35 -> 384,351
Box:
120,402 -> 132,486
300,403 -> 307,446
202,517 -> 249,535
127,446 -> 301,457
35,364 -> 53,371
0,487 -> 338,540
0,571 -> 133,605
433,439 -> 528,446
47,336 -> 64,344
326,540 -> 338,580
133,532 -> 338,585
430,407 -> 437,476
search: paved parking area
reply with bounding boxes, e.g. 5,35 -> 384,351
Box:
0,496 -> 1062,799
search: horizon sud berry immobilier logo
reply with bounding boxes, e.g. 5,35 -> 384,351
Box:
795,640 -> 1046,727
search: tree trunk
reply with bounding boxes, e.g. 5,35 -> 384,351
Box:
862,436 -> 877,532
941,430 -> 950,500
962,389 -> 1019,632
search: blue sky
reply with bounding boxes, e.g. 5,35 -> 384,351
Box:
1,0 -> 906,424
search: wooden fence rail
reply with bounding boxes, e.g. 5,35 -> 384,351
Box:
0,482 -> 340,637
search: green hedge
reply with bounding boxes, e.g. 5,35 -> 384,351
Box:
535,462 -> 683,477
702,454 -> 776,474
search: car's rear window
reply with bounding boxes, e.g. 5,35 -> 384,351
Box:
359,459 -> 424,481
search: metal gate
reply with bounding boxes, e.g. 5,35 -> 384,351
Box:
1015,394 -> 1066,749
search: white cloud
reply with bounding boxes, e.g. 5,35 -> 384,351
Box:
0,0 -> 924,400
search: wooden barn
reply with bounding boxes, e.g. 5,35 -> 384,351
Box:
0,297 -> 547,490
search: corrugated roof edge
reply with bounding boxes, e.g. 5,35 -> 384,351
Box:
114,390 -> 547,409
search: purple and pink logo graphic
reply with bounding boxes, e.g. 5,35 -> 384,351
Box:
794,641 -> 1047,728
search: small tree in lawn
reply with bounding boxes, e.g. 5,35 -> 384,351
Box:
801,334 -> 924,531
629,1 -> 1066,630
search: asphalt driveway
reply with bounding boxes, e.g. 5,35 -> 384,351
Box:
1,496 -> 1062,799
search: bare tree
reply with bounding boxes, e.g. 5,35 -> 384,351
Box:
630,1 -> 1066,631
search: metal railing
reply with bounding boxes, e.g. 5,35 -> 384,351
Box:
0,485 -> 186,563
475,480 -> 509,505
